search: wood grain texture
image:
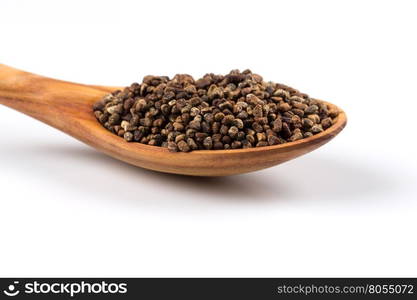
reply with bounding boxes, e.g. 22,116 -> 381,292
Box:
0,64 -> 347,176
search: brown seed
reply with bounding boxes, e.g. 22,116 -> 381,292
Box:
203,137 -> 213,149
108,114 -> 120,125
236,131 -> 245,140
278,102 -> 291,112
311,124 -> 324,133
220,125 -> 229,135
98,113 -> 108,124
173,122 -> 184,131
190,107 -> 200,117
290,132 -> 303,142
188,120 -> 201,131
222,135 -> 232,144
272,118 -> 282,132
123,132 -> 133,142
207,85 -> 224,99
282,122 -> 292,138
292,108 -> 304,117
213,141 -> 224,150
328,108 -> 339,118
291,115 -> 302,128
187,138 -> 198,150
256,132 -> 266,142
321,117 -> 332,129
234,118 -> 244,129
246,134 -> 255,144
214,112 -> 225,121
123,98 -> 135,110
268,135 -> 281,145
177,140 -> 190,152
305,105 -> 319,114
231,141 -> 242,149
222,114 -> 235,125
107,104 -> 123,114
253,104 -> 263,118
252,122 -> 263,133
242,140 -> 252,148
236,111 -> 248,119
195,77 -> 211,89
307,114 -> 320,124
212,122 -> 220,133
175,134 -> 186,143
228,126 -> 239,138
256,141 -> 269,147
302,118 -> 314,129
167,141 -> 178,152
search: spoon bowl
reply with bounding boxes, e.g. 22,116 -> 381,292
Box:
0,64 -> 347,176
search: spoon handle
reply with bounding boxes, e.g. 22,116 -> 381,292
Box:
0,64 -> 112,129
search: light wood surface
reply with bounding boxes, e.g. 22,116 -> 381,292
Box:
0,64 -> 347,176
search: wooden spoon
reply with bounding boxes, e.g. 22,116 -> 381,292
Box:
0,64 -> 347,176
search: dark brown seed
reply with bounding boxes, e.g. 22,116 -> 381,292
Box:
123,98 -> 135,110
282,122 -> 292,138
302,118 -> 314,129
213,141 -> 224,150
292,108 -> 304,117
222,135 -> 232,144
108,114 -> 120,125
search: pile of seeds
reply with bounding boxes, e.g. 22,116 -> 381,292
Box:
93,70 -> 339,152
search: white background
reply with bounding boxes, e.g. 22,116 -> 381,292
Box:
0,0 -> 416,277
